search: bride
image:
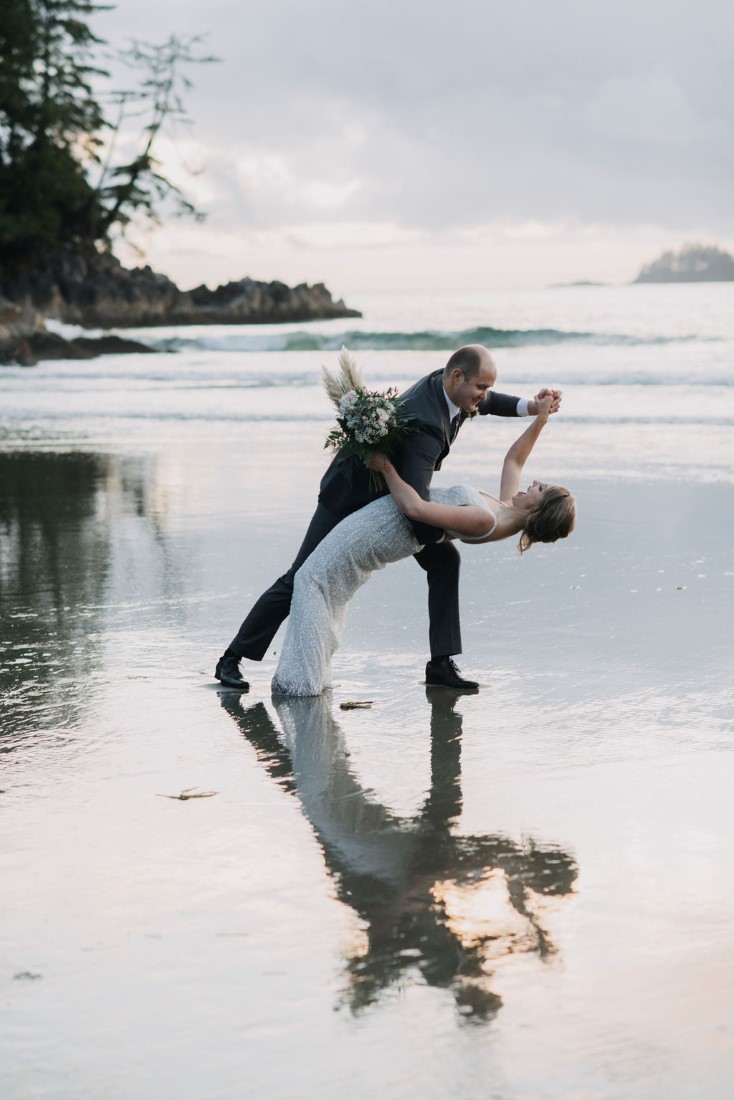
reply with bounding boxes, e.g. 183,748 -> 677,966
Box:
271,395 -> 575,697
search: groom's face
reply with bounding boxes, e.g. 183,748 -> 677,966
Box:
451,361 -> 497,412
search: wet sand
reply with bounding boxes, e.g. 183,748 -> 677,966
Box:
1,425 -> 733,1099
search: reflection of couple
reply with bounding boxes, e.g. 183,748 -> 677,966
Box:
216,345 -> 575,696
220,690 -> 578,1023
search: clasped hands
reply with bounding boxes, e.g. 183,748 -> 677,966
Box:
529,388 -> 562,416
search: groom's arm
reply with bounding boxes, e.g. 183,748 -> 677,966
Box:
477,389 -> 562,417
476,390 -> 526,417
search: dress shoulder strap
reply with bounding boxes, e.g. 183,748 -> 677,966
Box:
459,508 -> 498,542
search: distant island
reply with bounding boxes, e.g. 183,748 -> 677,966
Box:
634,243 -> 734,283
549,280 -> 607,288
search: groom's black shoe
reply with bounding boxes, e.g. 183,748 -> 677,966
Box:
425,657 -> 479,690
215,654 -> 249,691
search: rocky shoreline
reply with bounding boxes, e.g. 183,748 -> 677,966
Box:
0,299 -> 156,365
0,251 -> 361,365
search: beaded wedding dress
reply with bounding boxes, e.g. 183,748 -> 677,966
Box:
271,485 -> 495,697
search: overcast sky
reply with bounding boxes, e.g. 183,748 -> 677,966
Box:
94,0 -> 734,295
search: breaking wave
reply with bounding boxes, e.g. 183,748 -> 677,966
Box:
144,325 -> 709,354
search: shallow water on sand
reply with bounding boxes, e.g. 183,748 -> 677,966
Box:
1,418 -> 733,1098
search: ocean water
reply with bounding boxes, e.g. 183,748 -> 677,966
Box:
1,283 -> 733,1099
3,282 -> 733,482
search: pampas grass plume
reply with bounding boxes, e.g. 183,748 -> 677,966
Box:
322,346 -> 364,409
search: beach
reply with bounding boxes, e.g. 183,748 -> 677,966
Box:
1,284 -> 733,1098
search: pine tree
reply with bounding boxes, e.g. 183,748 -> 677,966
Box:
0,0 -> 107,262
0,0 -> 213,268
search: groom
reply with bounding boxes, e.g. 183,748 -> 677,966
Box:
215,345 -> 560,691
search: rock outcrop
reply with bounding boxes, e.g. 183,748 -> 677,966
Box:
1,250 -> 362,329
0,295 -> 154,366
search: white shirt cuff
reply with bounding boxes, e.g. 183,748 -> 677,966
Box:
516,398 -> 531,417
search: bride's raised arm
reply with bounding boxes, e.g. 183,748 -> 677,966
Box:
498,396 -> 553,501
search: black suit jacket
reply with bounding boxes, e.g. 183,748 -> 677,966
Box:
318,369 -> 522,544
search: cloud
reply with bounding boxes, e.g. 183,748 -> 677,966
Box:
96,0 -> 734,287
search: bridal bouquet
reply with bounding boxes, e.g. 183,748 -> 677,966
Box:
322,346 -> 415,491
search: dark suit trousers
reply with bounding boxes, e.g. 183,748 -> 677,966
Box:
413,539 -> 462,659
228,506 -> 462,664
227,503 -> 341,661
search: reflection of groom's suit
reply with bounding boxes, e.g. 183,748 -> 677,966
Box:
227,369 -> 524,661
219,691 -> 578,1022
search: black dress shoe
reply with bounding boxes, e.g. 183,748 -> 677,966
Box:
215,654 -> 249,690
425,657 -> 479,690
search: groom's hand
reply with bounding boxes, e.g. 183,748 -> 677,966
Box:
529,388 -> 562,415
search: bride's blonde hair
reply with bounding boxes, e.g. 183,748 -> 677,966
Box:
519,486 -> 576,553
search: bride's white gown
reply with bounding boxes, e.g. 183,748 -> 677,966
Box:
271,485 -> 495,696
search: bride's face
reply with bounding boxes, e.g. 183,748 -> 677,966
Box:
513,480 -> 549,509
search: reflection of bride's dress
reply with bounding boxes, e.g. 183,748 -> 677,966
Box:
218,691 -> 578,1022
272,485 -> 493,697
